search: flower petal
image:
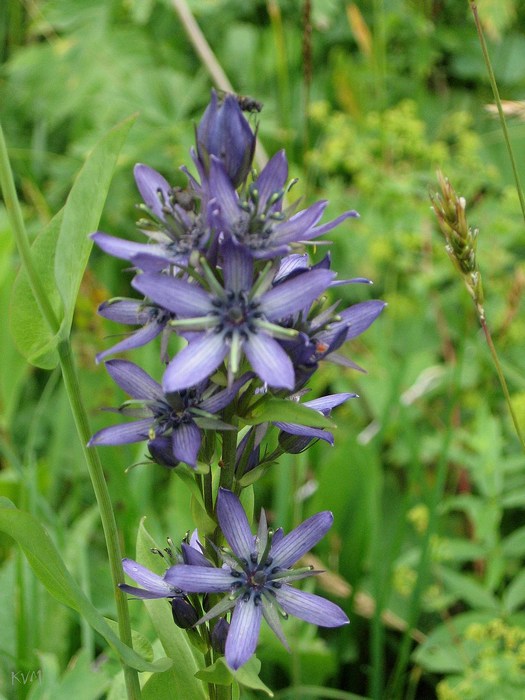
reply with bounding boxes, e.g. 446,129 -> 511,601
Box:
134,164 -> 171,220
132,274 -> 213,317
226,596 -> 263,669
162,333 -> 229,393
255,150 -> 288,207
88,418 -> 152,446
221,241 -> 253,294
339,300 -> 387,340
164,564 -> 236,592
260,269 -> 335,320
172,421 -> 202,467
121,558 -> 177,597
243,333 -> 294,389
217,488 -> 255,560
303,392 -> 357,413
97,299 -> 149,324
96,321 -> 164,363
275,585 -> 349,627
91,232 -> 160,261
270,511 -> 334,569
105,359 -> 163,400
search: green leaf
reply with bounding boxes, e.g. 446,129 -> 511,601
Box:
55,114 -> 136,335
8,115 -> 135,369
9,211 -> 64,368
0,499 -> 170,673
435,565 -> 500,611
27,650 -> 110,700
244,398 -> 335,428
136,519 -> 207,699
502,569 -> 525,613
195,657 -> 274,697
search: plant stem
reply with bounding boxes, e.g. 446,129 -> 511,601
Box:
58,341 -> 142,698
479,316 -> 525,451
0,121 -> 141,699
469,1 -> 525,224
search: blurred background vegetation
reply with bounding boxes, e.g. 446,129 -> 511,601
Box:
2,1 -> 525,698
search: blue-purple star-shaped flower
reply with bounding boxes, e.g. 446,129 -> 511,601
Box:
88,359 -> 248,467
164,488 -> 349,669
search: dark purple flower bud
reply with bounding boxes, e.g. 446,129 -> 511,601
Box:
196,89 -> 256,188
211,617 -> 230,655
147,437 -> 180,469
171,596 -> 199,629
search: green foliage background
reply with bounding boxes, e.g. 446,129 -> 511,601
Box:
2,1 -> 525,698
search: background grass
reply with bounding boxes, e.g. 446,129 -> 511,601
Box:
2,1 -> 525,698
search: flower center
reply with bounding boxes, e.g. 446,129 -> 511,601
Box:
218,291 -> 262,336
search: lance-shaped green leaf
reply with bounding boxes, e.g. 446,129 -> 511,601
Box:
243,397 -> 335,428
0,499 -> 170,673
54,114 -> 136,335
9,116 -> 135,369
9,210 -> 65,368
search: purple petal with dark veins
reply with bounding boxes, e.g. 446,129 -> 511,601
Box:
221,241 -> 253,294
226,597 -> 263,670
97,299 -> 150,324
243,333 -> 295,389
119,584 -> 174,599
91,232 -> 164,262
273,254 -> 309,284
162,333 -> 229,393
130,252 -> 181,273
172,421 -> 202,467
181,542 -> 213,568
303,393 -> 357,413
275,585 -> 349,627
270,511 -> 334,569
254,150 -> 288,207
132,273 -> 214,317
260,269 -> 335,320
199,373 -> 253,414
306,209 -> 359,238
96,322 -> 164,364
209,157 -> 243,224
217,488 -> 255,560
273,200 -> 327,244
275,423 -> 334,445
88,419 -> 152,446
164,564 -> 236,592
339,300 -> 387,339
105,359 -> 163,400
134,164 -> 171,220
121,558 -> 178,597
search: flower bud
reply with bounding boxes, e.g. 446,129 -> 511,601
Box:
211,617 -> 230,654
196,90 -> 256,188
171,596 -> 199,629
147,437 -> 179,469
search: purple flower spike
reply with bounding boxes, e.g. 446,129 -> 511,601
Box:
165,488 -> 349,670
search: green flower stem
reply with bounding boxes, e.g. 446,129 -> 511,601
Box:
480,316 -> 525,452
0,121 -> 141,700
219,422 -> 239,493
58,341 -> 142,699
469,1 -> 525,224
